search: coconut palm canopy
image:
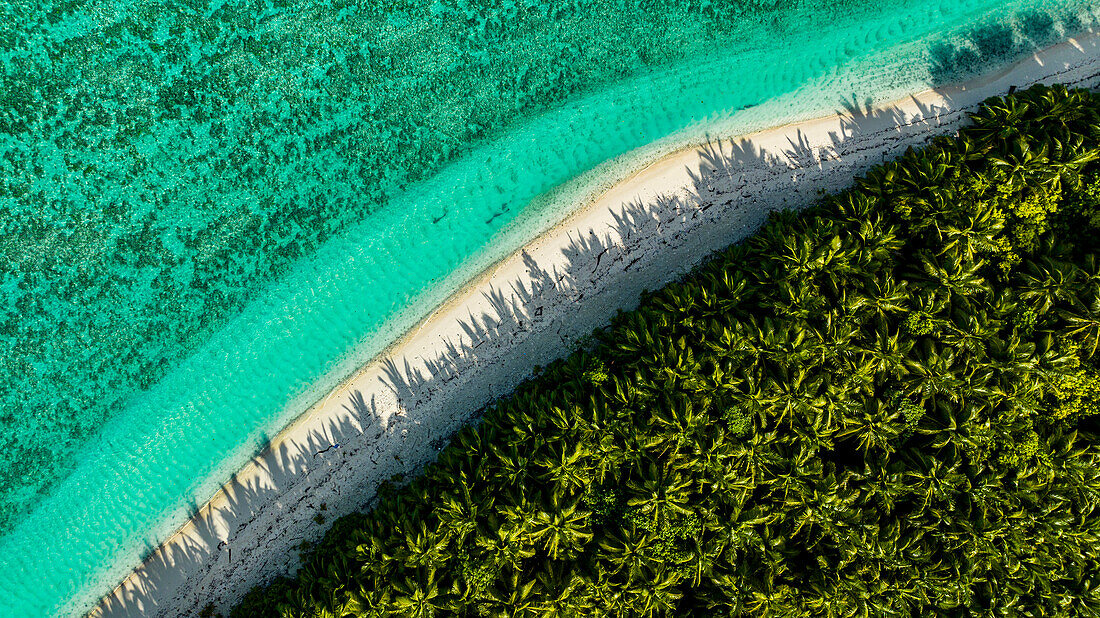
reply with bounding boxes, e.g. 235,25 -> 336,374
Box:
231,85 -> 1100,617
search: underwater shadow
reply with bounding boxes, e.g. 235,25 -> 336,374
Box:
375,22 -> 1100,458
929,10 -> 1074,85
95,25 -> 1100,617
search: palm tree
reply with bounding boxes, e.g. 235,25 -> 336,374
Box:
390,571 -> 443,618
230,84 -> 1100,618
529,491 -> 592,560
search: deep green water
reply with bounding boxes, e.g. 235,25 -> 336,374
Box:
0,0 -> 1097,615
0,0 -> 906,534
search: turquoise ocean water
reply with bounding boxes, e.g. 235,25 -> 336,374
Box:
1,0 -> 1097,615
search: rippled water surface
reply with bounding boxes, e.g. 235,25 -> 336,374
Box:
1,0 -> 1097,614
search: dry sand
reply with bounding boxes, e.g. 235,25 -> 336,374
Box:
91,33 -> 1100,617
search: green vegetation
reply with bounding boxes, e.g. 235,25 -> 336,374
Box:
233,84 -> 1100,616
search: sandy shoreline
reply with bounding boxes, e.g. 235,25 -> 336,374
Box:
90,33 -> 1100,617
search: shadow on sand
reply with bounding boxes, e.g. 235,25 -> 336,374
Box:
94,25 -> 1099,618
95,389 -> 382,617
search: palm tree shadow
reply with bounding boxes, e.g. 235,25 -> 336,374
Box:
373,16 -> 1100,437
374,92 -> 961,418
931,10 -> 1100,113
928,9 -> 1073,86
94,388 -> 383,617
95,20 -> 1099,617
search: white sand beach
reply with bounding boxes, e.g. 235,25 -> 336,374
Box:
91,33 -> 1100,617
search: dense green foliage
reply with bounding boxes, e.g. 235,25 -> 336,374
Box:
234,85 -> 1100,616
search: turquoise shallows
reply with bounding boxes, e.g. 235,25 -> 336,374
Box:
1,0 -> 1096,615
2,0 -> 916,537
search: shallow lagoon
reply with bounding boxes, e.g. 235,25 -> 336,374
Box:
0,0 -> 1097,614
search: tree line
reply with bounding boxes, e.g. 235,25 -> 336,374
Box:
230,84 -> 1100,617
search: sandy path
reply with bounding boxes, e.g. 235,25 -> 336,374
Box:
90,33 -> 1100,617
